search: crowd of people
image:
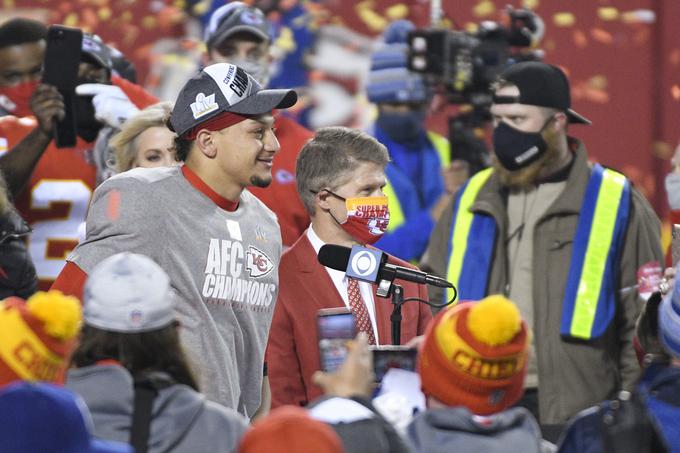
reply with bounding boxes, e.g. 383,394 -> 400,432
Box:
0,2 -> 679,452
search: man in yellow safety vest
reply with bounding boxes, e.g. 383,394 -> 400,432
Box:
421,62 -> 663,426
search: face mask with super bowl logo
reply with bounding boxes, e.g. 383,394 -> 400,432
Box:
327,192 -> 390,244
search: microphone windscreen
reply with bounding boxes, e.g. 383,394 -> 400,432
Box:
317,244 -> 352,272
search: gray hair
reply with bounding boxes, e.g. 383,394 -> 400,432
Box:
296,126 -> 390,215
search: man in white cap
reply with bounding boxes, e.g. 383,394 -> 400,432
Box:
53,63 -> 298,419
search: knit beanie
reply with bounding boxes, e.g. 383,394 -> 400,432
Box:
239,406 -> 343,453
659,263 -> 680,359
0,291 -> 82,387
366,20 -> 429,105
418,295 -> 529,415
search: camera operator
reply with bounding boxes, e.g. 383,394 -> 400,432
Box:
422,62 -> 663,425
365,20 -> 467,263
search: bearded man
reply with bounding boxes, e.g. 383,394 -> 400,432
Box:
421,62 -> 663,426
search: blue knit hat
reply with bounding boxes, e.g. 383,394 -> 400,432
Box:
366,20 -> 429,104
659,263 -> 680,359
0,382 -> 131,453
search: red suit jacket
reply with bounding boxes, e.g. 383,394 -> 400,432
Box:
267,234 -> 433,408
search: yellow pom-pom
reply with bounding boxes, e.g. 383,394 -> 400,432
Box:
466,295 -> 521,346
26,291 -> 82,341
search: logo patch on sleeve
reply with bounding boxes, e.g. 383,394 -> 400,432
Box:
246,246 -> 274,278
191,93 -> 218,119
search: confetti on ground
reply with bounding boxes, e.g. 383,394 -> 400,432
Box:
554,12 -> 575,28
473,0 -> 495,18
670,49 -> 680,66
464,22 -> 479,34
355,1 -> 387,32
385,3 -> 408,20
64,12 -> 78,26
633,29 -> 650,45
621,9 -> 656,24
572,30 -> 588,48
653,141 -> 673,159
672,85 -> 680,101
597,7 -> 619,21
591,28 -> 613,45
97,7 -> 111,20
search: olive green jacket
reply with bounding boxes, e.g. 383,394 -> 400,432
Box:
421,141 -> 663,424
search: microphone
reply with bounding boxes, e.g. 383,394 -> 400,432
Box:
317,244 -> 452,289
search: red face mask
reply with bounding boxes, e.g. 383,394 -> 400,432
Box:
0,80 -> 39,117
327,192 -> 390,245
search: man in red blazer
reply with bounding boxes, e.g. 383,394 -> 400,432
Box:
267,126 -> 433,408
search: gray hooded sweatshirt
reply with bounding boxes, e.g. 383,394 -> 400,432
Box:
67,365 -> 248,453
407,406 -> 555,453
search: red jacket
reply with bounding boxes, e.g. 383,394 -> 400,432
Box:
3,77 -> 157,290
248,113 -> 312,247
266,234 -> 432,408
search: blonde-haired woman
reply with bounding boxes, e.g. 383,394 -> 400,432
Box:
110,102 -> 178,172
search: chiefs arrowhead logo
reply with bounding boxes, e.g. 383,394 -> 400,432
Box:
246,246 -> 274,278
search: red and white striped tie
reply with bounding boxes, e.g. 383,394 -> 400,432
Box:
347,278 -> 376,345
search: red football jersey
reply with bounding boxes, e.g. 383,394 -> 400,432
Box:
0,116 -> 96,290
1,79 -> 158,290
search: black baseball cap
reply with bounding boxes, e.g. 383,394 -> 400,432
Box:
493,61 -> 591,125
81,33 -> 112,72
204,2 -> 270,51
169,63 -> 297,137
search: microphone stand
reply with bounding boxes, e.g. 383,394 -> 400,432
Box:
390,284 -> 404,345
376,278 -> 405,346
377,277 -> 456,345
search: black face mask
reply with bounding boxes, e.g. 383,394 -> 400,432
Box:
376,109 -> 427,145
492,118 -> 552,171
75,78 -> 106,142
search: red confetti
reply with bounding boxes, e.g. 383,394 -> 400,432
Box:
672,85 -> 680,101
590,28 -> 613,45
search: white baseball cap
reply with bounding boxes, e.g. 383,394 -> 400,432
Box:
83,252 -> 175,333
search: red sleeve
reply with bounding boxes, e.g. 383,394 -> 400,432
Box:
266,294 -> 308,408
50,261 -> 88,303
112,75 -> 159,109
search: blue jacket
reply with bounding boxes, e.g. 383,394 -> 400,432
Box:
373,125 -> 447,262
558,364 -> 680,453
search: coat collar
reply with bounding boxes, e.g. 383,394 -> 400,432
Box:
472,138 -> 591,223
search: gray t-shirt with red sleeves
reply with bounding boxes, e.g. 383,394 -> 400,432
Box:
68,166 -> 282,418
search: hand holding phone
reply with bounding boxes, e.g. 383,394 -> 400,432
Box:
30,84 -> 65,135
371,346 -> 418,382
317,308 -> 356,373
313,330 -> 374,398
42,25 -> 83,147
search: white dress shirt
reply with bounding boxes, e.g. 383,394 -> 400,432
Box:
306,226 -> 380,344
